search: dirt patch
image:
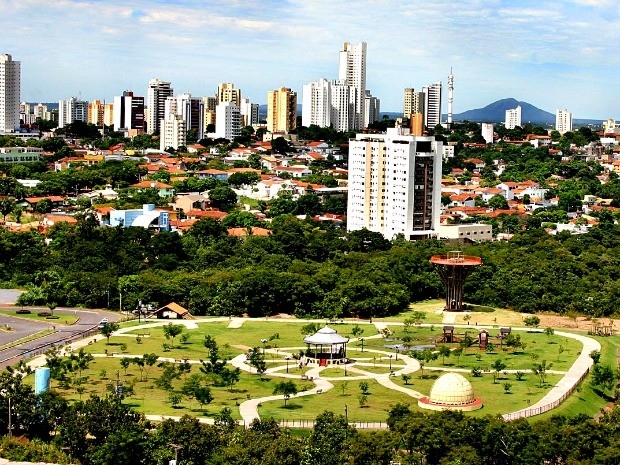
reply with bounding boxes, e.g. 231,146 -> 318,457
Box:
232,344 -> 252,351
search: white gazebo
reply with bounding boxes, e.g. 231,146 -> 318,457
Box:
303,325 -> 349,366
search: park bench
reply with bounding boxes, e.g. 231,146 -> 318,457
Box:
316,389 -> 323,394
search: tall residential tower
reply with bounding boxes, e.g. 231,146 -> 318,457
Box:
338,41 -> 367,130
0,54 -> 20,133
267,87 -> 297,133
147,78 -> 173,134
347,128 -> 443,240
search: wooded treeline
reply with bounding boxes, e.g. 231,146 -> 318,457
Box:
4,216 -> 620,318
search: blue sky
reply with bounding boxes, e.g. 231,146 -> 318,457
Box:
2,0 -> 619,118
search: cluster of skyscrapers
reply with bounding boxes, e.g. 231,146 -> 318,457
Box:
302,42 -> 379,132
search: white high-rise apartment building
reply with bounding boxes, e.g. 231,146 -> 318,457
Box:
160,115 -> 186,151
422,82 -> 442,129
505,105 -> 522,129
239,98 -> 259,127
215,101 -> 241,140
58,97 -> 88,129
302,78 -> 332,128
147,78 -> 173,134
302,78 -> 357,132
347,128 -> 443,240
267,87 -> 297,133
164,93 -> 204,140
330,80 -> 357,132
0,54 -> 20,133
364,90 -> 380,125
338,41 -> 367,130
556,109 -> 572,134
481,123 -> 494,144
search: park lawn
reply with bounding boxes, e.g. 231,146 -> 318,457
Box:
54,357 -> 286,420
383,300 -> 445,324
0,309 -> 80,326
389,371 -> 563,417
374,326 -> 581,372
452,307 -> 526,327
534,334 -> 620,420
257,379 -> 415,423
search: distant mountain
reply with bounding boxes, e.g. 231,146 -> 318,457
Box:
453,98 -> 555,124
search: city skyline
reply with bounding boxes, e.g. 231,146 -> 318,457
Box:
2,0 -> 619,118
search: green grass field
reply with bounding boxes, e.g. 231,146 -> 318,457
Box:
0,309 -> 80,326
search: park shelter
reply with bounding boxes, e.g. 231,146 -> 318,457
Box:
303,325 -> 349,366
153,302 -> 195,320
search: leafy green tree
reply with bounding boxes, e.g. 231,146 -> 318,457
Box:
438,345 -> 451,365
208,185 -> 238,211
162,324 -> 184,347
247,347 -> 267,379
0,198 -> 15,221
273,381 -> 298,406
99,322 -> 119,344
532,360 -> 553,387
491,359 -> 507,383
591,364 -> 617,391
524,316 -> 541,328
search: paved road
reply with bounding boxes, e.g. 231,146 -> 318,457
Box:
0,307 -> 121,370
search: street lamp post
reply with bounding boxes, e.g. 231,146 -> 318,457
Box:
388,354 -> 393,371
1,389 -> 11,438
261,339 -> 267,354
286,356 -> 290,373
360,337 -> 364,352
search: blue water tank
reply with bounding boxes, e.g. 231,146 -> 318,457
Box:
34,367 -> 50,394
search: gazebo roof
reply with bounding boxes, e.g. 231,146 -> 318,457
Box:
303,325 -> 349,345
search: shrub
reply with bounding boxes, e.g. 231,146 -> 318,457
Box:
16,309 -> 31,314
37,312 -> 51,317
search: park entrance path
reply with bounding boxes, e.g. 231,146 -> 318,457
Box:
232,359 -> 334,425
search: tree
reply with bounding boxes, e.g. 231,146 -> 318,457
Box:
47,302 -> 57,317
591,364 -> 616,391
438,345 -> 451,365
208,185 -> 238,211
545,327 -> 555,338
247,347 -> 267,379
120,358 -> 130,376
142,353 -> 159,379
402,374 -> 412,385
489,194 -> 508,210
273,381 -> 298,406
351,324 -> 364,338
532,360 -> 553,387
524,316 -> 541,328
491,359 -> 507,383
0,198 -> 15,221
163,324 -> 184,347
193,386 -> 214,411
590,350 -> 602,365
99,322 -> 119,344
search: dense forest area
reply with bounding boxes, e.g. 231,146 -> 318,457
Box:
2,365 -> 620,465
4,216 -> 620,318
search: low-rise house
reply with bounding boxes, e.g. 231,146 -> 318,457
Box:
437,223 -> 493,242
174,194 -> 210,213
129,181 -> 175,198
274,165 -> 312,178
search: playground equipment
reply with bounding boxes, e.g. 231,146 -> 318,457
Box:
430,251 -> 483,312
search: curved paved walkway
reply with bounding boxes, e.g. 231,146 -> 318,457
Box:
502,330 -> 600,420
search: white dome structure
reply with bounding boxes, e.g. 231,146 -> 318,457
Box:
418,373 -> 482,411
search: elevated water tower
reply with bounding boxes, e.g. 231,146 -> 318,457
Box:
430,251 -> 482,311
